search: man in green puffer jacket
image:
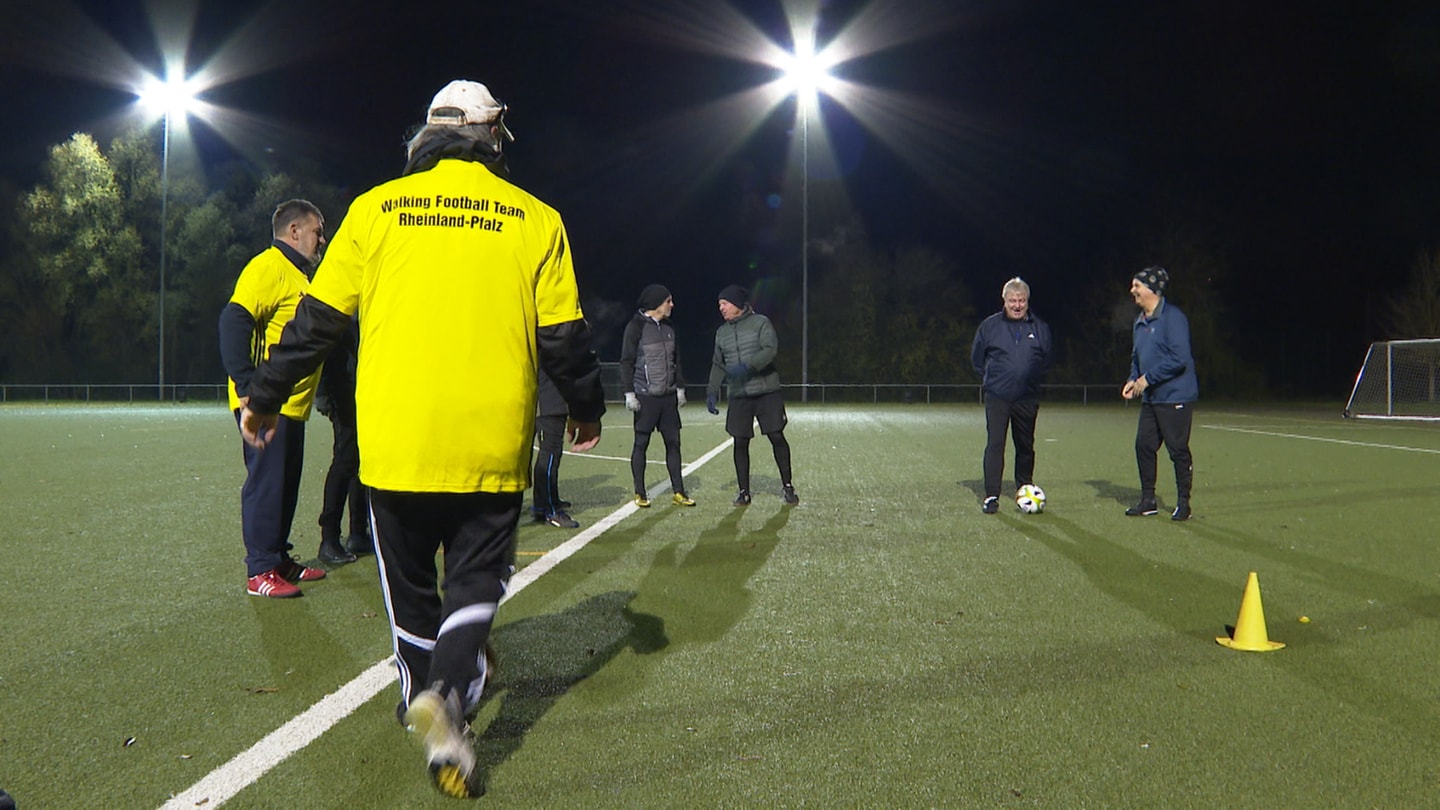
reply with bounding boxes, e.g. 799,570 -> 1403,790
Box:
706,285 -> 799,506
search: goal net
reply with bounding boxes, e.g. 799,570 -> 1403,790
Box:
1344,339 -> 1440,420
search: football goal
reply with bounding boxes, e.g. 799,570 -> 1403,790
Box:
1344,338 -> 1440,420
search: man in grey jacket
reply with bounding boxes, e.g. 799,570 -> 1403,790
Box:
619,284 -> 693,507
706,285 -> 799,506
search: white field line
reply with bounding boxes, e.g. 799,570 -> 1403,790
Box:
506,438 -> 733,592
566,450 -> 672,466
1204,424 -> 1440,454
160,436 -> 734,809
540,419 -> 693,466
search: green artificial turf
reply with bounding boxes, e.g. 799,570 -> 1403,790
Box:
2,402 -> 1438,808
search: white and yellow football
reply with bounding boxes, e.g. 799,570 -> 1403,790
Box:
1016,484 -> 1046,514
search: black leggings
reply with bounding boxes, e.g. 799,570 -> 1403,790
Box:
733,431 -> 792,492
632,425 -> 684,494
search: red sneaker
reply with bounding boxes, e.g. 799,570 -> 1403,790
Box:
276,557 -> 326,582
247,569 -> 302,598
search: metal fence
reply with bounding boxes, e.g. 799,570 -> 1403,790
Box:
773,383 -> 1113,405
601,363 -> 1114,405
0,384 -> 229,403
0,380 -> 1116,406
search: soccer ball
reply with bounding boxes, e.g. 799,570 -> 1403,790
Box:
1016,484 -> 1046,514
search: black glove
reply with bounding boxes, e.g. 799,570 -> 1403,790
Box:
706,394 -> 720,415
726,363 -> 749,380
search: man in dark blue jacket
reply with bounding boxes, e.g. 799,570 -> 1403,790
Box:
1121,266 -> 1198,521
971,277 -> 1052,514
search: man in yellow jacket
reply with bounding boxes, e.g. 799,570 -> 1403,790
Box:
238,80 -> 604,799
219,199 -> 329,599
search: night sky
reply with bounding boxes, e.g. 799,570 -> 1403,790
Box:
4,0 -> 1440,395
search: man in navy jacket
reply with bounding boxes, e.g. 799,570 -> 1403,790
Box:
1121,266 -> 1198,521
971,277 -> 1052,514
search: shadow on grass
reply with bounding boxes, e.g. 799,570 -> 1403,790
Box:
1188,481 -> 1438,517
1005,511 -> 1223,638
251,595 -> 360,696
959,478 -> 987,501
467,505 -> 791,787
1086,477 -> 1142,510
540,491 -> 701,575
537,472 -> 629,517
639,505 -> 792,646
474,591 -> 667,782
1007,511 -> 1440,746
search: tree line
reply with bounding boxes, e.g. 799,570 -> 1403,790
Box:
0,129 -> 346,385
4,128 -> 1433,393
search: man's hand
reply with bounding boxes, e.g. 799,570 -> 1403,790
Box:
676,388 -> 687,407
239,406 -> 279,449
567,418 -> 602,452
624,392 -> 640,412
725,363 -> 749,380
1121,379 -> 1138,400
706,394 -> 720,415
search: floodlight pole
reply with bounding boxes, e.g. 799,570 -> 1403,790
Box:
157,110 -> 171,401
801,95 -> 809,403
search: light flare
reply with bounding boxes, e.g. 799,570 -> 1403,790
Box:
573,0 -> 969,255
9,0 -> 370,173
138,73 -> 204,120
772,44 -> 843,100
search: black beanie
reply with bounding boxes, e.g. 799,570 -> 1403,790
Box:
1133,266 -> 1169,296
718,284 -> 749,309
637,284 -> 671,312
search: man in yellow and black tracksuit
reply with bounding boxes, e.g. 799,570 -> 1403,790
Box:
238,80 -> 604,798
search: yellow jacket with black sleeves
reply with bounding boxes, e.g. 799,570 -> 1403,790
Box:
220,243 -> 320,419
244,158 -> 605,495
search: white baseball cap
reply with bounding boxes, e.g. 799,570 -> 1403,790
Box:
426,80 -> 515,141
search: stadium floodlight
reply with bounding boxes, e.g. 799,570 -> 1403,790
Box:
779,40 -> 835,403
777,45 -> 838,102
138,72 -> 200,401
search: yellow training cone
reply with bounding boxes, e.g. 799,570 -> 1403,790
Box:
1216,571 -> 1285,652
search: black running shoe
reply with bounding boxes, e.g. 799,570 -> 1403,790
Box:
981,496 -> 1000,514
733,489 -> 752,506
1125,500 -> 1159,517
1171,502 -> 1191,521
545,511 -> 580,528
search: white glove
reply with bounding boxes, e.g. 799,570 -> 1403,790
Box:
676,389 -> 687,407
625,392 -> 640,412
